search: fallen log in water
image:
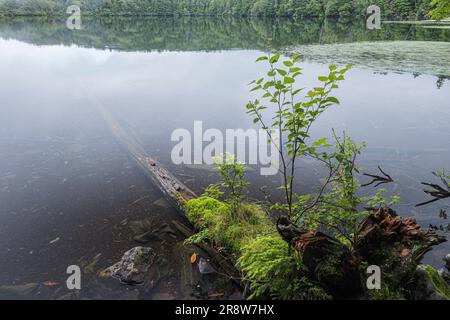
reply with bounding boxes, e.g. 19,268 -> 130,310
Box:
97,104 -> 196,212
97,104 -> 242,287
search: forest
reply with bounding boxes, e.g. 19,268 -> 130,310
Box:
0,0 -> 444,20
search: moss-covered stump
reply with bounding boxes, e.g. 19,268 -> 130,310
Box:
294,231 -> 362,298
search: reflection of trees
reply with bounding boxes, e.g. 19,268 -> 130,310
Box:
0,16 -> 448,81
0,16 -> 448,53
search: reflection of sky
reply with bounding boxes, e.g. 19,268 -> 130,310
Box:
0,39 -> 449,265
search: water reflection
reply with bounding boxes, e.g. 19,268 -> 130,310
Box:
0,17 -> 449,299
0,16 -> 449,52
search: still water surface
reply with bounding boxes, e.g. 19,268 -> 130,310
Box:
0,17 -> 449,299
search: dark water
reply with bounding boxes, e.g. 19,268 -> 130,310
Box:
0,17 -> 449,299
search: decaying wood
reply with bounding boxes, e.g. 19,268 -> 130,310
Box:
98,104 -> 196,212
277,216 -> 362,298
278,207 -> 447,298
355,207 -> 447,262
97,104 -> 241,285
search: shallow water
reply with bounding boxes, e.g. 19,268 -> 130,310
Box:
0,17 -> 449,299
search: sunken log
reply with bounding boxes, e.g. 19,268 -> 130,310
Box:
97,104 -> 242,286
97,104 -> 196,212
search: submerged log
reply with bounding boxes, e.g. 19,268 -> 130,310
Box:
97,104 -> 196,212
97,104 -> 241,287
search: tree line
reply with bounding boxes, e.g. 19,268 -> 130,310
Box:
0,0 -> 443,20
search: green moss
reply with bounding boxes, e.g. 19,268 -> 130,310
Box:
185,197 -> 321,299
423,265 -> 450,300
185,196 -> 230,228
237,235 -> 328,300
185,197 -> 274,255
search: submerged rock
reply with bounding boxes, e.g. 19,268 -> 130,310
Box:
103,247 -> 156,285
414,265 -> 450,300
198,258 -> 216,275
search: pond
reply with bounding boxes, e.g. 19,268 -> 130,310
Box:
0,16 -> 449,299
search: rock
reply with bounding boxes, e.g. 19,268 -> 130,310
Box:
445,254 -> 450,271
198,258 -> 216,275
104,247 -> 156,285
414,265 -> 450,300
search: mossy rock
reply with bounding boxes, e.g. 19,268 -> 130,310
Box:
414,265 -> 450,300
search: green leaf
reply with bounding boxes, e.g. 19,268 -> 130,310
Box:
284,77 -> 295,84
256,56 -> 268,62
326,97 -> 340,104
283,60 -> 294,67
318,76 -> 328,82
269,54 -> 280,64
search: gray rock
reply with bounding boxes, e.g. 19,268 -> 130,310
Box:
106,247 -> 156,285
445,254 -> 450,271
198,258 -> 216,275
414,265 -> 450,300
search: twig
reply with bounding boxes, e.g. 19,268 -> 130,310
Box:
362,166 -> 394,187
416,172 -> 450,207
